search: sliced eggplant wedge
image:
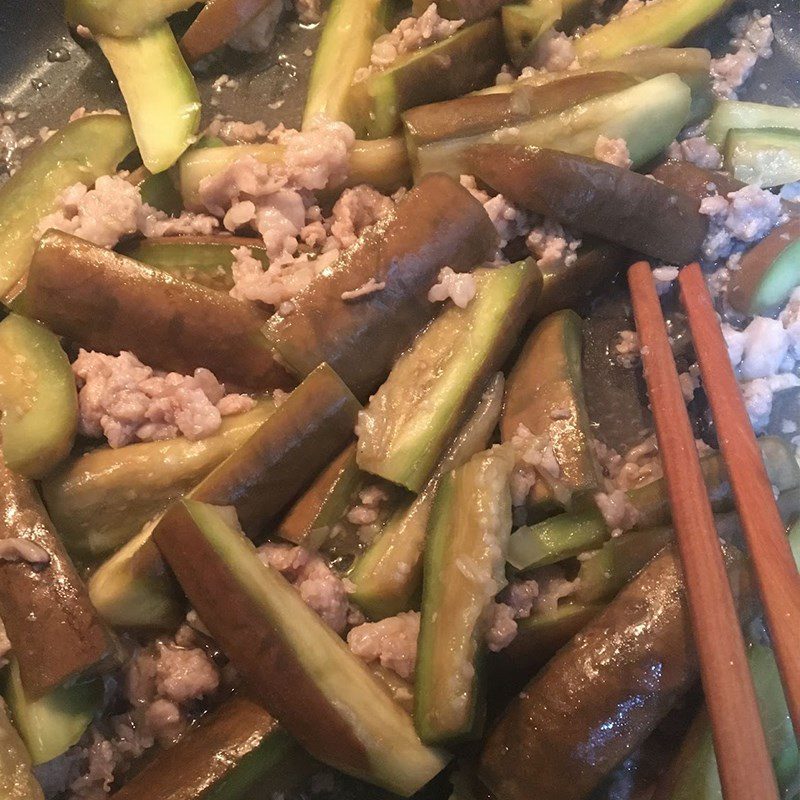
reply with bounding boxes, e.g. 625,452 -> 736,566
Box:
478,544 -> 751,800
277,443 -> 363,548
728,217 -> 800,315
724,127 -> 800,188
467,144 -> 707,263
414,0 -> 505,21
109,695 -> 314,800
484,47 -> 714,125
179,137 -> 411,210
88,523 -> 185,631
415,445 -> 514,744
42,399 -> 276,560
25,230 -> 292,391
707,99 -> 800,148
188,363 -> 360,535
402,72 -> 637,150
413,73 -> 691,179
4,659 -> 104,766
572,0 -> 729,61
650,160 -> 745,208
97,23 -> 200,173
349,373 -> 504,620
0,697 -> 44,800
303,0 -> 390,129
349,19 -> 505,139
0,459 -> 113,697
120,236 -> 268,293
0,114 -> 135,302
357,259 -> 541,492
501,0 -> 560,67
65,0 -> 195,36
153,500 -> 448,795
502,310 -> 603,512
264,173 -> 498,400
0,314 -> 77,479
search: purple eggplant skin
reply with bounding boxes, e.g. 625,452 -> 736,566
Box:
466,144 -> 708,264
477,544 -> 752,800
0,456 -> 114,698
650,160 -> 745,208
24,230 -> 294,392
264,172 -> 498,400
191,363 -> 361,536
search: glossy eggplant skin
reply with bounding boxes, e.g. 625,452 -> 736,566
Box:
650,161 -> 745,207
25,230 -> 292,391
191,364 -> 361,535
478,545 -> 751,800
402,72 -> 637,148
264,173 -> 498,399
0,458 -> 113,698
109,696 -> 312,800
467,145 -> 707,264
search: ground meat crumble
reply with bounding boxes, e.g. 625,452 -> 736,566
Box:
72,350 -> 255,448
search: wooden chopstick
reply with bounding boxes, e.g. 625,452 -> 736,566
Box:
628,260 -> 779,800
680,261 -> 800,739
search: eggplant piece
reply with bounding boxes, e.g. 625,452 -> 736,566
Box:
109,696 -> 314,800
97,24 -> 200,173
0,114 -> 135,302
507,436 -> 800,570
188,363 -> 360,536
0,459 -> 113,697
180,0 -> 281,63
478,544 -> 752,800
502,310 -> 603,512
572,0 -> 730,61
413,73 -> 691,179
89,365 -> 357,628
277,443 -> 363,548
415,446 -> 514,744
350,373 -> 504,620
349,19 -> 505,139
482,48 -> 714,126
25,230 -> 292,392
478,47 -> 716,123
303,0 -> 390,129
357,259 -> 541,492
3,660 -> 103,766
489,602 -> 603,700
0,314 -> 77,479
0,696 -> 44,800
65,0 -> 195,36
42,399 -> 276,560
179,137 -> 411,210
657,645 -> 799,800
153,500 -> 448,795
88,524 -> 185,631
402,72 -> 637,149
120,237 -> 267,293
501,0 -> 560,68
264,173 -> 498,400
467,144 -> 707,263
707,99 -> 800,148
728,217 -> 800,315
533,240 -> 623,322
650,161 -> 745,208
724,127 -> 800,188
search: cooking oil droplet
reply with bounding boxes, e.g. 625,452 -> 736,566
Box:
47,47 -> 71,63
31,78 -> 48,90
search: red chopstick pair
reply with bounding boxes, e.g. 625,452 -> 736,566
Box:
628,261 -> 800,800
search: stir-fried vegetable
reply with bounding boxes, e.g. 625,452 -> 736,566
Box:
153,500 -> 449,795
0,114 -> 134,301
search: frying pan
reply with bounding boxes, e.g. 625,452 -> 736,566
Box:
0,2 -> 798,799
